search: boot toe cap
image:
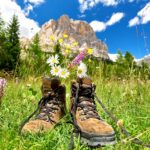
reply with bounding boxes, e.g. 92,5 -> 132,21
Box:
78,118 -> 115,136
21,120 -> 53,134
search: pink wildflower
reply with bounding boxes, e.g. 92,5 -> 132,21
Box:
0,78 -> 7,99
70,49 -> 87,67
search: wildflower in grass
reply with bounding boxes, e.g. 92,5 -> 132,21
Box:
58,38 -> 63,43
73,42 -> 78,46
59,68 -> 70,79
49,35 -> 55,41
0,78 -> 7,99
77,62 -> 87,78
87,48 -> 93,55
88,58 -> 92,63
47,55 -> 59,66
117,119 -> 124,127
0,78 -> 6,89
65,44 -> 71,49
26,84 -> 31,87
72,49 -> 87,66
63,34 -> 69,38
65,49 -> 71,55
51,65 -> 61,76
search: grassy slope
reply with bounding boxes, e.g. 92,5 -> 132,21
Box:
0,77 -> 150,150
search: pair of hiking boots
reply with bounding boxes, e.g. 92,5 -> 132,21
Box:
21,77 -> 115,147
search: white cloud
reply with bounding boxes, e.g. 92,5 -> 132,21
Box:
135,54 -> 150,66
106,12 -> 125,26
23,0 -> 45,16
23,4 -> 33,16
79,0 -> 118,13
78,0 -> 144,13
128,17 -> 140,27
79,1 -> 88,13
108,53 -> 118,62
24,0 -> 45,6
129,2 -> 150,27
0,0 -> 40,38
90,21 -> 106,32
137,2 -> 150,24
90,12 -> 125,32
77,14 -> 86,18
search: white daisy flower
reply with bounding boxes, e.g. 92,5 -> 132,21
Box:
47,55 -> 59,66
51,66 -> 61,76
59,68 -> 70,79
77,62 -> 87,78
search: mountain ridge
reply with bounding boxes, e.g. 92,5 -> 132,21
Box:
34,15 -> 109,60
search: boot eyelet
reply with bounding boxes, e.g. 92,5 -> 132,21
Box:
80,112 -> 85,115
77,107 -> 82,111
81,117 -> 86,121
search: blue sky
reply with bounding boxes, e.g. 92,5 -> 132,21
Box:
0,0 -> 150,58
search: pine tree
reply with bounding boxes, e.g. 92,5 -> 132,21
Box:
0,17 -> 7,69
27,33 -> 44,74
29,33 -> 42,62
124,51 -> 135,68
7,15 -> 20,70
116,50 -> 124,64
115,50 -> 125,78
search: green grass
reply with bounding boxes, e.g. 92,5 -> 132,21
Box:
0,77 -> 150,150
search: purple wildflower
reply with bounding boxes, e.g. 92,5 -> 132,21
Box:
72,50 -> 86,65
0,78 -> 7,99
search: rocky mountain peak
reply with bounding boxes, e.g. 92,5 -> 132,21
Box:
58,15 -> 70,27
32,15 -> 109,59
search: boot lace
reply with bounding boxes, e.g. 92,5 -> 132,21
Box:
72,83 -> 100,120
19,89 -> 61,133
36,91 -> 62,123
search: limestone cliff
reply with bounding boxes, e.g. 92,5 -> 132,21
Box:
21,15 -> 110,60
38,15 -> 109,59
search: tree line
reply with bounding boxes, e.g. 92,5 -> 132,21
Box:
0,15 -> 20,71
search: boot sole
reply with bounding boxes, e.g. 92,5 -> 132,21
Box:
80,132 -> 116,147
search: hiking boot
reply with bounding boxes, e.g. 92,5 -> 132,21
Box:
70,77 -> 115,147
21,77 -> 66,133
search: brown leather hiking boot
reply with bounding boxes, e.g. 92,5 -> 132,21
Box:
21,77 -> 66,133
70,77 -> 115,147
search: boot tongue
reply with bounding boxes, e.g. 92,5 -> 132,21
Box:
77,77 -> 92,85
51,78 -> 61,90
42,77 -> 60,90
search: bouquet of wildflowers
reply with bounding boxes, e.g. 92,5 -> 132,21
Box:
47,34 -> 94,79
0,78 -> 7,100
47,54 -> 70,79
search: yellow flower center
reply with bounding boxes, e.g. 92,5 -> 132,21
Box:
61,71 -> 65,76
66,45 -> 71,49
63,34 -> 68,38
88,48 -> 93,54
78,69 -> 82,74
65,49 -> 71,54
54,68 -> 59,73
73,42 -> 78,46
49,36 -> 55,41
59,38 -> 63,43
52,59 -> 56,63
